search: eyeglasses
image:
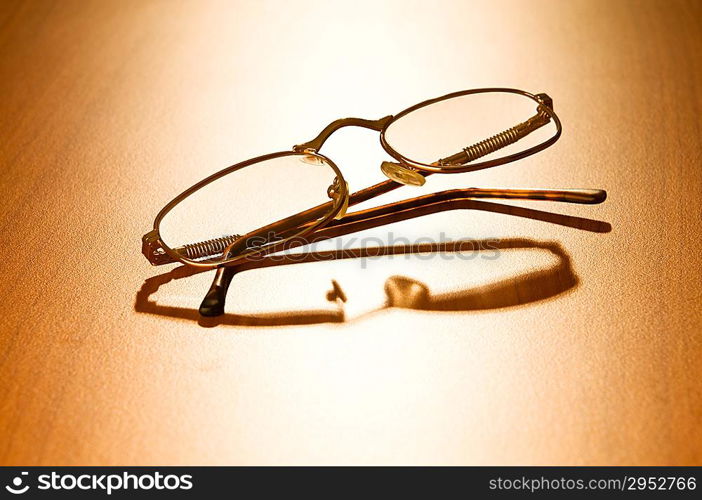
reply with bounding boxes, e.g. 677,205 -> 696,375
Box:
142,87 -> 606,316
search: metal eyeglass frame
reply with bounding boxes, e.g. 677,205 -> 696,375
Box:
142,87 -> 607,316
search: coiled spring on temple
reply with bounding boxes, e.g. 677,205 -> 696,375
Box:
462,125 -> 523,163
450,106 -> 551,165
180,234 -> 241,260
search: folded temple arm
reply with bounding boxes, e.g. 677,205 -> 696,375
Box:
159,186 -> 606,265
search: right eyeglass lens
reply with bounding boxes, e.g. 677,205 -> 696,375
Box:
158,152 -> 341,264
383,91 -> 558,168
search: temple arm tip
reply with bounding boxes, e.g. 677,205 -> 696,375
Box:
579,189 -> 607,204
199,289 -> 226,317
199,267 -> 236,317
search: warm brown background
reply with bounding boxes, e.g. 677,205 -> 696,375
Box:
1,0 -> 700,465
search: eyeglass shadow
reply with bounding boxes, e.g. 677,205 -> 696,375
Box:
135,238 -> 574,328
134,203 -> 611,327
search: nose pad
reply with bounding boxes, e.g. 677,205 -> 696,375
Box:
300,154 -> 325,165
380,161 -> 426,186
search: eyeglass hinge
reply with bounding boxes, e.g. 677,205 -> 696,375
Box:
142,230 -> 174,266
535,93 -> 553,110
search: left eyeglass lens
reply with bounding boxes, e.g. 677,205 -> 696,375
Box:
158,153 -> 341,264
383,91 -> 558,168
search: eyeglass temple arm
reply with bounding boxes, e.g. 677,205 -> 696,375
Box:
187,184 -> 605,265
319,187 -> 607,236
283,187 -> 606,240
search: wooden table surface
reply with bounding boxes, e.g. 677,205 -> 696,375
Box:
1,0 -> 700,465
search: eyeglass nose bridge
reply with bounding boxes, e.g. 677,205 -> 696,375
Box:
293,115 -> 394,154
